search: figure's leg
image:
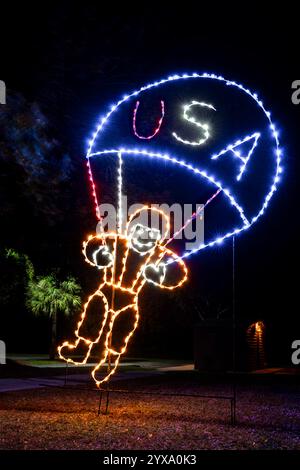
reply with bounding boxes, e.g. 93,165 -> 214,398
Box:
58,289 -> 109,365
92,303 -> 139,386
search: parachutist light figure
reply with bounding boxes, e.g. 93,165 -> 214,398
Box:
59,72 -> 282,389
58,207 -> 187,387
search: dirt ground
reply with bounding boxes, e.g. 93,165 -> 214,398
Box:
0,375 -> 299,450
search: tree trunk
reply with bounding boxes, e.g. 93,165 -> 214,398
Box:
49,310 -> 57,360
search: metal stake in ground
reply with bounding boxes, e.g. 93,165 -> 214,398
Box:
232,235 -> 237,425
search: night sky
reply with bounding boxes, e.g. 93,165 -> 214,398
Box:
0,3 -> 299,364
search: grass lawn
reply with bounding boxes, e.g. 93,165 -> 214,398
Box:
0,374 -> 300,450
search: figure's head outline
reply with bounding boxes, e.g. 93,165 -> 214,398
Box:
126,206 -> 170,255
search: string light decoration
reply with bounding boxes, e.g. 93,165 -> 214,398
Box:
211,132 -> 261,181
172,100 -> 216,146
58,72 -> 283,387
58,207 -> 188,386
117,151 -> 123,233
246,321 -> 266,370
165,187 -> 222,248
133,100 -> 165,139
86,72 -> 282,258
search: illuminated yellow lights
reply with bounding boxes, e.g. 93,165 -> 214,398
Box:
143,246 -> 187,290
127,206 -> 170,241
92,302 -> 139,385
58,206 -> 187,387
119,206 -> 170,289
246,320 -> 266,370
58,288 -> 110,366
143,262 -> 166,286
172,101 -> 216,146
92,246 -> 114,269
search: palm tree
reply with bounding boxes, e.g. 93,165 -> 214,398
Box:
5,248 -> 35,281
26,274 -> 81,359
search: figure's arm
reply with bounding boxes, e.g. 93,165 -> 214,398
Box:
82,234 -> 114,269
143,247 -> 188,290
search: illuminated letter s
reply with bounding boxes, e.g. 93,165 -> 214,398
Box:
172,101 -> 216,146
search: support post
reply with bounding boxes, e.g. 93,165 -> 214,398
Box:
232,235 -> 237,425
64,361 -> 68,386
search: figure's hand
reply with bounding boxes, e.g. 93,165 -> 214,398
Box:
143,247 -> 188,290
83,236 -> 114,269
143,263 -> 166,286
92,246 -> 114,269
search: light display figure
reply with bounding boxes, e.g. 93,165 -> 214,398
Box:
58,206 -> 187,386
58,73 -> 282,387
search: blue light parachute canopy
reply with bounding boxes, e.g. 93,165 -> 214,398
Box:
86,73 -> 282,259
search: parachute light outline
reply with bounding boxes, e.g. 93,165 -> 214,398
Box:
86,72 -> 283,260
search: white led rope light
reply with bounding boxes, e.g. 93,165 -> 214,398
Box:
211,132 -> 261,181
117,151 -> 123,233
172,100 -> 216,146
